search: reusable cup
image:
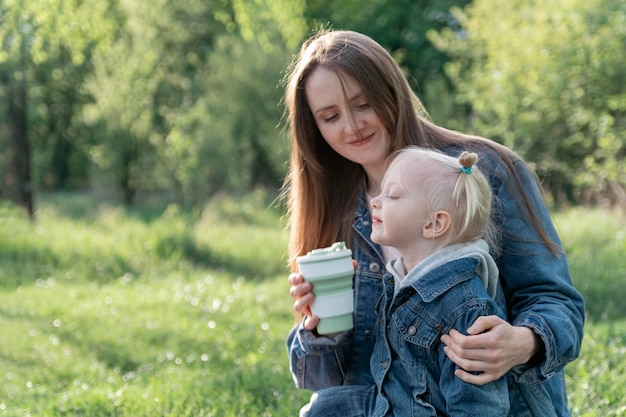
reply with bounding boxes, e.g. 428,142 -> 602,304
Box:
296,241 -> 354,334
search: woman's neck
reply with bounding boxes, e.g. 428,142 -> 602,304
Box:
364,166 -> 385,197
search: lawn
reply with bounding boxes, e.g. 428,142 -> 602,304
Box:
0,193 -> 624,416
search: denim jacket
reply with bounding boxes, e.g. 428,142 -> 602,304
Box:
371,255 -> 508,417
286,146 -> 585,416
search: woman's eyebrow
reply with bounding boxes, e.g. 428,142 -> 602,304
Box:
312,91 -> 365,115
348,91 -> 365,102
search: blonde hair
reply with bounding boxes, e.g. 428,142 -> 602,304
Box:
386,147 -> 500,252
281,29 -> 559,271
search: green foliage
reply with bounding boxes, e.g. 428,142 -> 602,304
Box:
81,0 -> 233,203
429,0 -> 626,207
0,0 -> 118,193
1,0 -> 624,213
304,0 -> 471,112
187,33 -> 291,196
80,0 -> 300,205
233,0 -> 307,50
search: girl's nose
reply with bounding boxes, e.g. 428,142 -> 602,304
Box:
370,195 -> 381,209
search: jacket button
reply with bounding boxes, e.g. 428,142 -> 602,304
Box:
364,330 -> 372,339
369,263 -> 380,272
380,361 -> 388,369
408,325 -> 417,335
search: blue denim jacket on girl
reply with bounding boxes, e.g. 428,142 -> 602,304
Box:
287,146 -> 585,416
369,249 -> 508,416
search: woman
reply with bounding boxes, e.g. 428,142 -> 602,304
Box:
282,29 -> 584,416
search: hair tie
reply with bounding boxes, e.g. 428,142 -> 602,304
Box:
458,150 -> 478,174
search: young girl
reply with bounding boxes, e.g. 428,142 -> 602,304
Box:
301,147 -> 510,416
283,29 -> 584,416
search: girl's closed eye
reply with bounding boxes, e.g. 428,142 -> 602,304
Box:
383,184 -> 403,200
379,189 -> 398,200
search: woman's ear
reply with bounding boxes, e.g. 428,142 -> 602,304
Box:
422,211 -> 452,239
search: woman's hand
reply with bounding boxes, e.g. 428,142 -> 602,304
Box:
288,273 -> 319,330
441,315 -> 543,385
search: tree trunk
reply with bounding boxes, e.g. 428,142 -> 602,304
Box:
3,54 -> 35,220
7,69 -> 35,219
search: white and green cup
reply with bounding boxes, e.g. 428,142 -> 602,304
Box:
297,241 -> 354,334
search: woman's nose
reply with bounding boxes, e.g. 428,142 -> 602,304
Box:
344,113 -> 361,136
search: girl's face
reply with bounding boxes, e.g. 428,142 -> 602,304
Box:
305,66 -> 392,187
370,159 -> 432,254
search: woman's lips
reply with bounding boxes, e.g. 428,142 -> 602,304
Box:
348,133 -> 374,146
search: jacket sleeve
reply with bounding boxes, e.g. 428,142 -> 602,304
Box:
441,306 -> 510,417
286,319 -> 353,391
492,157 -> 585,383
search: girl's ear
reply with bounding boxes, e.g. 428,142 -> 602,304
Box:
422,211 -> 452,239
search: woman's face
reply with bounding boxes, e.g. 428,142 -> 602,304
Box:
305,66 -> 392,182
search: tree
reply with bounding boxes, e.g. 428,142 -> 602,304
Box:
177,0 -> 307,202
82,0 -> 232,204
429,0 -> 626,207
0,0 -> 117,216
0,34 -> 33,218
303,0 -> 471,120
82,0 -> 307,205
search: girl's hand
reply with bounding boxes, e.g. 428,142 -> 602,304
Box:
288,273 -> 319,330
441,315 -> 543,385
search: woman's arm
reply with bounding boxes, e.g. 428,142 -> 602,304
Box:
441,315 -> 542,384
439,307 -> 510,415
442,156 -> 585,385
286,273 -> 352,391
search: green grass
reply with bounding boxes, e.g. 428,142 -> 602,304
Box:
0,192 -> 309,416
0,194 -> 624,416
553,208 -> 626,417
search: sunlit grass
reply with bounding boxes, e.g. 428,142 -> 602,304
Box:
553,208 -> 626,416
0,196 -> 624,416
0,194 -> 309,416
554,208 -> 626,321
0,271 -> 307,416
565,320 -> 626,416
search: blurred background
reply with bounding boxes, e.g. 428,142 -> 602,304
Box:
1,1 -> 625,415
1,0 -> 624,218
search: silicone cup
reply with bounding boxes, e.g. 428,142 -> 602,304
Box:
297,242 -> 354,334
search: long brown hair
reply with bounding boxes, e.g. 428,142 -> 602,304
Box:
281,29 -> 559,270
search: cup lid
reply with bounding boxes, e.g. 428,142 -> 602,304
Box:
297,241 -> 352,263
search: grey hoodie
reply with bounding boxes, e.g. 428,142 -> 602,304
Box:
386,238 -> 499,300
